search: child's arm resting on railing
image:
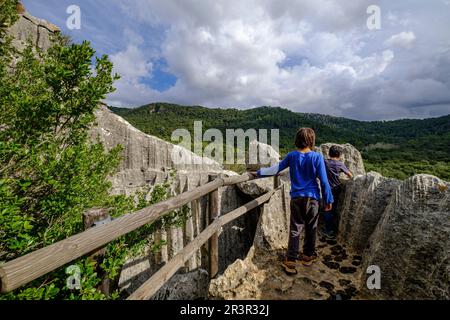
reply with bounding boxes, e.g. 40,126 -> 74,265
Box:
253,153 -> 291,178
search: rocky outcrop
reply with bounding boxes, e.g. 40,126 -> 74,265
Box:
247,140 -> 281,170
237,177 -> 275,198
360,175 -> 450,299
237,140 -> 281,197
6,10 -> 59,52
152,268 -> 209,300
209,247 -> 266,300
319,143 -> 366,176
217,182 -> 262,274
91,106 -> 222,195
338,172 -> 401,253
253,182 -> 291,251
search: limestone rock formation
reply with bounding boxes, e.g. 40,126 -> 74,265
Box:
253,183 -> 291,251
237,139 -> 281,197
151,268 -> 210,300
209,247 -> 266,300
338,172 -> 401,253
91,106 -> 222,195
6,10 -> 59,52
237,177 -> 275,198
319,143 -> 366,176
211,172 -> 263,274
360,174 -> 450,299
209,244 -> 364,300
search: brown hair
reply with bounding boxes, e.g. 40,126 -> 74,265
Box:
295,128 -> 316,150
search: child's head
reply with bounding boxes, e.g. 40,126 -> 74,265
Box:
329,145 -> 342,159
295,128 -> 316,150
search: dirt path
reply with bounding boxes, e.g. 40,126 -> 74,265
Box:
209,235 -> 365,300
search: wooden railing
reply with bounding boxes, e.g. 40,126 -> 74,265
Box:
0,173 -> 279,299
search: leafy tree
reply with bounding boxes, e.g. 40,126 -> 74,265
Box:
0,30 -> 122,259
0,3 -> 124,299
0,6 -> 194,300
0,0 -> 19,34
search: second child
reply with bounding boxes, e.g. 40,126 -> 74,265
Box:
321,145 -> 353,239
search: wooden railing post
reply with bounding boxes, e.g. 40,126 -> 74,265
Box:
83,208 -> 116,295
273,175 -> 280,189
208,174 -> 220,278
83,208 -> 110,258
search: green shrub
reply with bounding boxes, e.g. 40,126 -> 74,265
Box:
0,6 -> 190,300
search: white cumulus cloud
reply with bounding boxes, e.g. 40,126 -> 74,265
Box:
385,31 -> 416,49
101,0 -> 450,119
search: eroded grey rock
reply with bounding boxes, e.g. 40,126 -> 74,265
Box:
338,172 -> 401,253
6,11 -> 59,52
91,106 -> 222,195
361,175 -> 450,299
209,247 -> 266,300
152,268 -> 210,300
253,182 -> 291,251
237,177 -> 275,198
319,143 -> 366,177
238,140 -> 280,197
248,139 -> 280,168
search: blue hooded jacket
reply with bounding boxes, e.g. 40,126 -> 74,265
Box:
257,151 -> 334,204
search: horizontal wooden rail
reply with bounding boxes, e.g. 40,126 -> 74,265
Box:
223,174 -> 253,186
0,173 -> 255,293
127,188 -> 277,300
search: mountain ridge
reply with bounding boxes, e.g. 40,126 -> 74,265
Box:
110,103 -> 450,180
111,102 -> 450,124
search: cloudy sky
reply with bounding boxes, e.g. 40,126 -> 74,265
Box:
22,0 -> 450,120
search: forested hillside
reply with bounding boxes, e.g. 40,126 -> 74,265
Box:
111,103 -> 450,180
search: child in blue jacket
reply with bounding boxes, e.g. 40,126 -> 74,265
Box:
253,128 -> 333,275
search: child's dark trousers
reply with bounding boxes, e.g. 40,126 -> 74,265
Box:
287,197 -> 319,260
324,186 -> 342,233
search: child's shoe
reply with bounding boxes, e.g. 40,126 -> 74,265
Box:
301,253 -> 319,266
320,228 -> 336,240
281,259 -> 298,275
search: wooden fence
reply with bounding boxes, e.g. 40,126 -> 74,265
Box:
0,173 -> 279,299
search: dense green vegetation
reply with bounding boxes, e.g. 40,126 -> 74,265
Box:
0,4 -> 188,300
111,103 -> 450,180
